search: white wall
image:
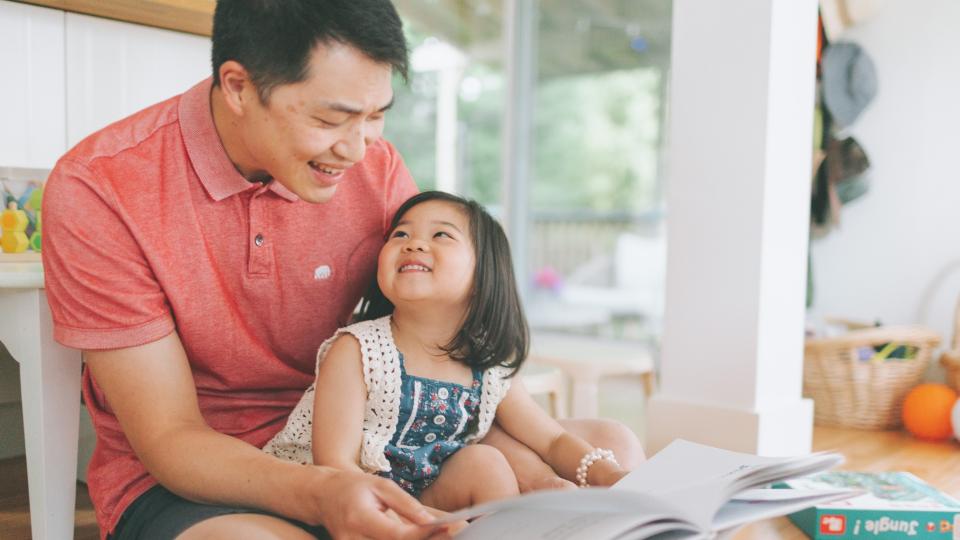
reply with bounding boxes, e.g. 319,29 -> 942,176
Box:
0,1 -> 210,463
809,0 -> 960,366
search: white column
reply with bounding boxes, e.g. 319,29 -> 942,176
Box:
435,65 -> 465,194
646,0 -> 819,456
501,0 -> 537,300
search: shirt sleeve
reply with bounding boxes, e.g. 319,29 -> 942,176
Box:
42,158 -> 175,350
379,139 -> 420,233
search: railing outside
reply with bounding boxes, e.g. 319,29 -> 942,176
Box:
530,210 -> 663,281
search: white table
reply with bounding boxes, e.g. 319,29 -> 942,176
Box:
0,259 -> 81,539
525,295 -> 612,334
529,332 -> 656,418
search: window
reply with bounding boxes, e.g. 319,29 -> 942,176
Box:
391,0 -> 671,343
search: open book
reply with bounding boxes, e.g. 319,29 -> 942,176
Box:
437,439 -> 856,540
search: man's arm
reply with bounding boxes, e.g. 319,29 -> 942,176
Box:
86,331 -> 440,538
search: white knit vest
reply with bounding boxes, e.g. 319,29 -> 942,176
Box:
262,316 -> 513,472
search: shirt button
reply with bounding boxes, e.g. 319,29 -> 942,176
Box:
437,388 -> 450,400
424,433 -> 437,443
254,234 -> 264,247
433,415 -> 446,426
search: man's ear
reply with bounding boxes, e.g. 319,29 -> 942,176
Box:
217,61 -> 253,116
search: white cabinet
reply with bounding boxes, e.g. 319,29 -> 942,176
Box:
65,13 -> 211,147
0,1 -> 66,169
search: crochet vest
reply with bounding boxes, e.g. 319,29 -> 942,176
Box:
263,316 -> 513,472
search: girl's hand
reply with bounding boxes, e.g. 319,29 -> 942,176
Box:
588,461 -> 631,487
528,475 -> 577,492
597,468 -> 630,487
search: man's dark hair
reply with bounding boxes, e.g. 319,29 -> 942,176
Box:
356,191 -> 529,377
212,0 -> 409,102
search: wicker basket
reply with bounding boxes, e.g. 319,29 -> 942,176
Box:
803,325 -> 940,430
941,350 -> 960,393
937,296 -> 960,393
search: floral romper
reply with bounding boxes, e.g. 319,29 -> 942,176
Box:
379,353 -> 484,496
262,316 -> 513,497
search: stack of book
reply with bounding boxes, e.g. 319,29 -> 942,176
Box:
780,471 -> 960,539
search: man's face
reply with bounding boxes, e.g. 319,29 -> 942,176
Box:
237,42 -> 394,203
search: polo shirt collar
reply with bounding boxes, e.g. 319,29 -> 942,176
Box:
179,78 -> 299,203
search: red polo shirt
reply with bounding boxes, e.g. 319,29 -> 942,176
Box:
42,78 -> 417,537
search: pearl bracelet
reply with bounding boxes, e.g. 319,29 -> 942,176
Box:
575,448 -> 618,487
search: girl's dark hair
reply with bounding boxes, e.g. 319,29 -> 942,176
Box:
212,0 -> 409,103
357,191 -> 529,376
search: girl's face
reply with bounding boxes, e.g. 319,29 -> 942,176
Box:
377,200 -> 476,310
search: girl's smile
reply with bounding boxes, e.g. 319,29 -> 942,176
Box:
397,259 -> 432,273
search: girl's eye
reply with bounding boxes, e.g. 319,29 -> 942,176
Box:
434,231 -> 452,239
391,230 -> 408,239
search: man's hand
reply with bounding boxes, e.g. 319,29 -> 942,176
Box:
305,468 -> 447,540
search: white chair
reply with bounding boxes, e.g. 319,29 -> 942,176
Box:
520,364 -> 568,418
528,332 -> 656,418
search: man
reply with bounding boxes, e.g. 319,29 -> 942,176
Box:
43,1 -> 642,538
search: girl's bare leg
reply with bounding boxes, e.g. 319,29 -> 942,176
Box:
481,418 -> 645,492
418,444 -> 519,511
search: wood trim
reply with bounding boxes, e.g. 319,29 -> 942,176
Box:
0,252 -> 41,262
12,0 -> 215,36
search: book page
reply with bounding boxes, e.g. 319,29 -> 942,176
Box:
711,490 -> 860,530
613,440 -> 841,496
612,440 -> 845,529
438,487 -> 684,524
454,508 -> 698,540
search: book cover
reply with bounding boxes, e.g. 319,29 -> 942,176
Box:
779,472 -> 960,539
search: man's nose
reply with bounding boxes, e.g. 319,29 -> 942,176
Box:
332,121 -> 371,163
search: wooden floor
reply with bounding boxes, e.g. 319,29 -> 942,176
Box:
0,454 -> 99,540
1,427 -> 958,539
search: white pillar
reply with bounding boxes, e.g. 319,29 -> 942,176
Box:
501,0 -> 536,300
436,65 -> 465,193
410,39 -> 467,194
646,0 -> 819,456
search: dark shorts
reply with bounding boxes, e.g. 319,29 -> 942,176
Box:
110,484 -> 331,540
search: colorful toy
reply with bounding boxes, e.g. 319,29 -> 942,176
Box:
952,398 -> 960,442
1,201 -> 29,253
29,210 -> 41,252
902,383 -> 957,441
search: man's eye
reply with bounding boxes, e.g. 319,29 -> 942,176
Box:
314,117 -> 341,127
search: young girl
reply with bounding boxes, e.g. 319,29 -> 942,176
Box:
264,191 -> 632,511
